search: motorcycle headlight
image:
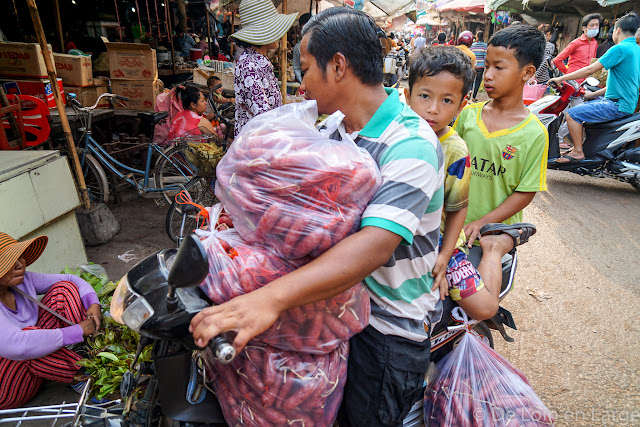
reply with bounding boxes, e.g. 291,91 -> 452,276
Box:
110,276 -> 154,331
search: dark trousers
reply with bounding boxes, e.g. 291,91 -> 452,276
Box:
337,325 -> 430,427
472,68 -> 484,99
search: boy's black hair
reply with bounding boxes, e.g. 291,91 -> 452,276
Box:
476,30 -> 484,40
615,12 -> 640,35
582,13 -> 603,28
302,7 -> 383,86
408,46 -> 475,99
437,32 -> 447,43
488,24 -> 545,69
207,76 -> 221,86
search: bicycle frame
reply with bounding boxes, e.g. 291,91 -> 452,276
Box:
73,94 -> 192,195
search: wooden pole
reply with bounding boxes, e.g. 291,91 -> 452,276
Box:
231,9 -> 235,57
280,0 -> 288,101
315,0 -> 319,15
551,13 -> 557,26
26,0 -> 91,210
206,9 -> 213,58
53,0 -> 64,52
167,2 -> 176,74
613,4 -> 619,21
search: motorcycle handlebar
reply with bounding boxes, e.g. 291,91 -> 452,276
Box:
209,336 -> 236,363
115,95 -> 130,102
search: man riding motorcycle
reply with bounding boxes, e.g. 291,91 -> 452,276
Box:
549,12 -> 640,163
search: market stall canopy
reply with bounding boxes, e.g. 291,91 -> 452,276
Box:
415,16 -> 443,25
486,0 -> 635,13
437,0 -> 485,13
273,0 -> 417,21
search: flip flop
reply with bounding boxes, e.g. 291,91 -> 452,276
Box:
479,222 -> 537,250
555,154 -> 584,163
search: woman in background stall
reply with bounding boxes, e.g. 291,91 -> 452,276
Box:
230,0 -> 297,137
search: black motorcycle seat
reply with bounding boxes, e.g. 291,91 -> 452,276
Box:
137,111 -> 169,126
584,112 -> 640,129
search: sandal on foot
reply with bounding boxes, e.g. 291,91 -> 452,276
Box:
555,154 -> 584,163
479,222 -> 537,249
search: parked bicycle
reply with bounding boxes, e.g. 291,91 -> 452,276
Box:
67,93 -> 194,204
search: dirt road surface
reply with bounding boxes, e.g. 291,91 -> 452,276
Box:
495,170 -> 640,426
7,170 -> 639,426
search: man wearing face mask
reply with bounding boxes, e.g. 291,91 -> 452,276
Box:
549,12 -> 640,163
553,13 -> 601,83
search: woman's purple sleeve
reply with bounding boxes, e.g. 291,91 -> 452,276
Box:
0,312 -> 83,360
28,272 -> 100,310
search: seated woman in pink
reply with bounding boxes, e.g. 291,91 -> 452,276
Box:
167,85 -> 216,140
0,233 -> 101,409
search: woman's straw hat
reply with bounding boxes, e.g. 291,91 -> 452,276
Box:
0,233 -> 48,278
231,0 -> 298,46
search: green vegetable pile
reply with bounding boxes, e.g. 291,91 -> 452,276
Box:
62,264 -> 151,400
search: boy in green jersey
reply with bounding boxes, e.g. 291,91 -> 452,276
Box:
406,46 -> 534,321
454,25 -> 547,251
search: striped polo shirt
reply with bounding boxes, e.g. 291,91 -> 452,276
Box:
322,88 -> 444,342
470,41 -> 487,69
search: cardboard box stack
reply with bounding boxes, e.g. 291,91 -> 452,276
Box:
65,77 -> 112,109
102,37 -> 159,111
0,42 -> 66,109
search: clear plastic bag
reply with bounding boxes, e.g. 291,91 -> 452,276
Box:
197,226 -> 369,354
424,308 -> 554,426
202,341 -> 348,426
214,100 -> 381,259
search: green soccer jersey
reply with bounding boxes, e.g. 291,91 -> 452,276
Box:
453,102 -> 548,225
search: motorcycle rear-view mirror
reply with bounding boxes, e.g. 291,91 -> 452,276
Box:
168,234 -> 209,289
584,77 -> 600,87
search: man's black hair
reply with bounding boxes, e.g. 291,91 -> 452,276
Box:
476,30 -> 484,40
301,7 -> 383,86
390,32 -> 395,39
615,12 -> 640,35
488,24 -> 546,69
582,13 -> 603,28
408,46 -> 475,99
299,12 -> 312,27
437,32 -> 447,43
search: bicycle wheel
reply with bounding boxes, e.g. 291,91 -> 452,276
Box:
83,153 -> 110,204
154,144 -> 196,205
165,177 -> 218,243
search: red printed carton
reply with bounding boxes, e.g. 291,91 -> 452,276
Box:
54,53 -> 93,87
102,37 -> 158,81
111,79 -> 160,111
0,42 -> 55,79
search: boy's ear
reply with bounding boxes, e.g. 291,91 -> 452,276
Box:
404,87 -> 411,105
522,64 -> 537,82
456,97 -> 468,116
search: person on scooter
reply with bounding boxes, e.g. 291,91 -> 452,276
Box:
455,31 -> 476,67
549,12 -> 640,163
191,7 -> 444,426
453,25 -> 545,249
0,233 -> 101,409
552,13 -> 601,84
